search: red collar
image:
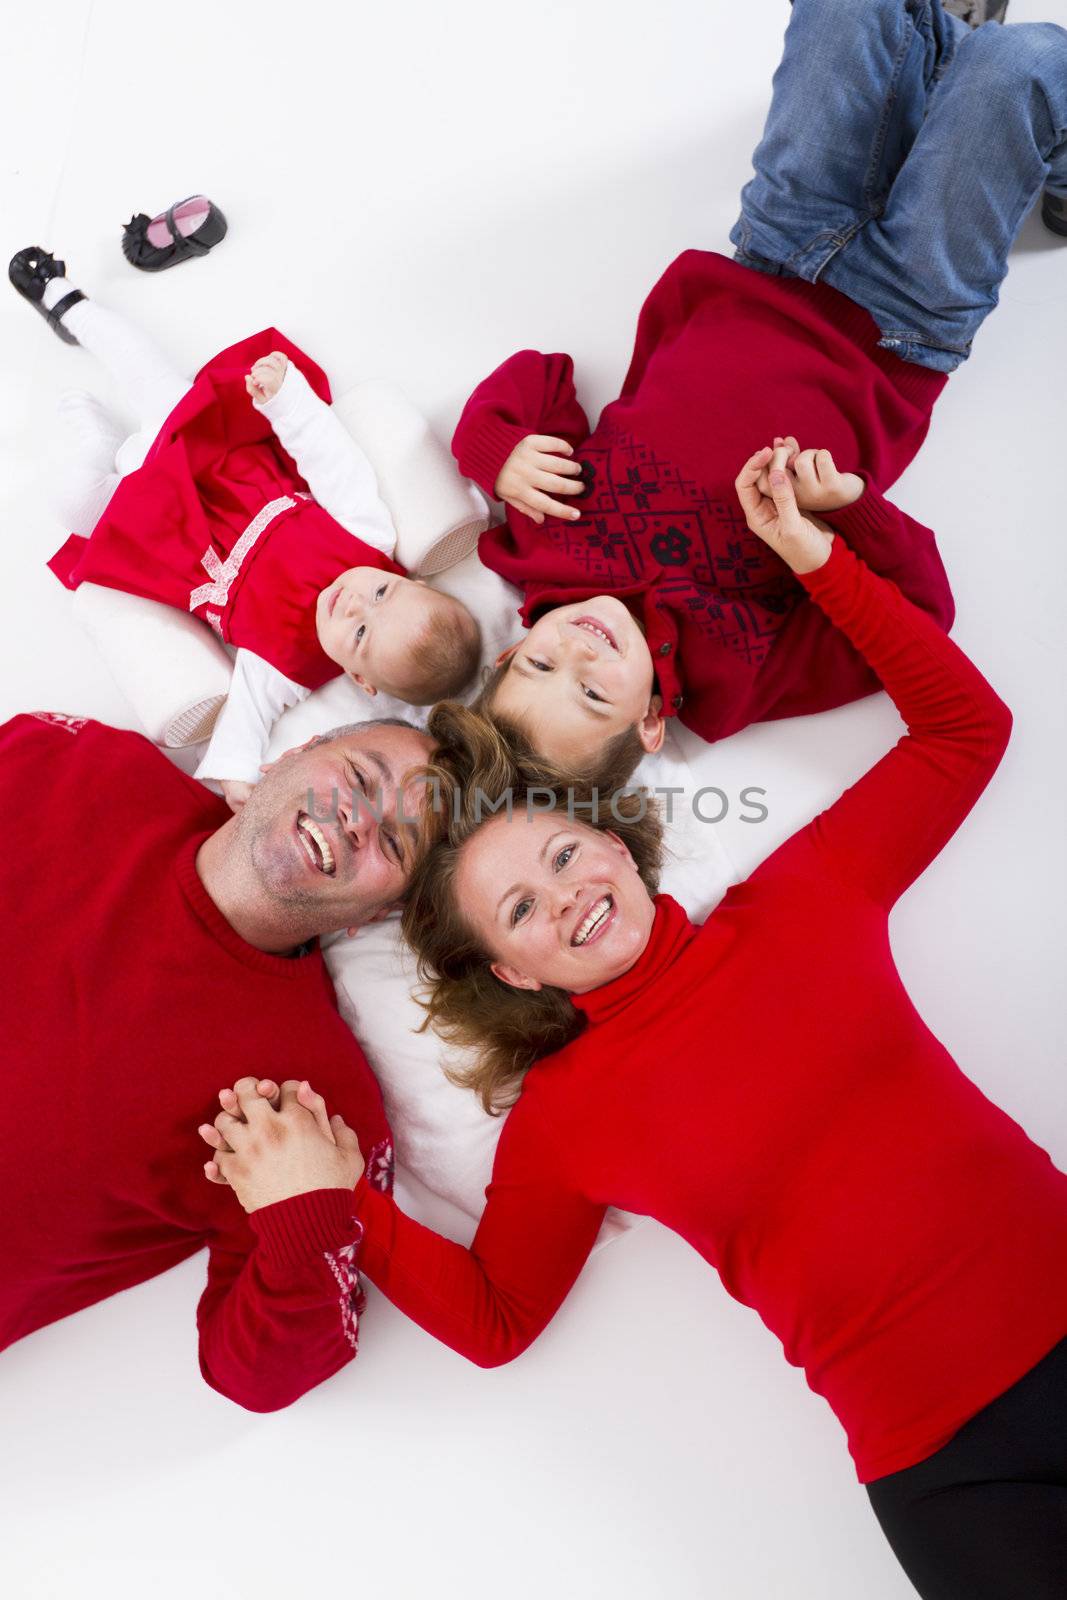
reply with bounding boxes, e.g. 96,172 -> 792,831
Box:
571,893 -> 696,1025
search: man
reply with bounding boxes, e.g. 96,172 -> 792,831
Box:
0,709 -> 434,1410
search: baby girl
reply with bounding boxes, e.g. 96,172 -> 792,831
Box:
10,248 -> 481,808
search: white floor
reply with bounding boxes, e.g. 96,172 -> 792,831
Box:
2,2 -> 1066,1596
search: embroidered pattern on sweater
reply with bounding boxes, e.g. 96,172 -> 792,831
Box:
29,712 -> 89,735
365,1137 -> 395,1194
324,1227 -> 366,1354
188,493 -> 310,618
550,423 -> 799,667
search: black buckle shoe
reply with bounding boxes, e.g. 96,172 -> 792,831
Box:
8,246 -> 85,345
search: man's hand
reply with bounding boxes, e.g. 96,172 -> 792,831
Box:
736,444 -> 835,576
198,1078 -> 365,1213
494,434 -> 585,525
220,778 -> 254,813
756,435 -> 863,513
245,351 -> 289,405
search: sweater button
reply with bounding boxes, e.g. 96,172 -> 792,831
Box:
575,459 -> 596,498
671,694 -> 684,710
658,642 -> 672,657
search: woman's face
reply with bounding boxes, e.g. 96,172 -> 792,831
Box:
454,810 -> 656,994
491,597 -> 664,768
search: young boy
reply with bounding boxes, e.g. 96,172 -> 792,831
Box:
452,0 -> 1066,776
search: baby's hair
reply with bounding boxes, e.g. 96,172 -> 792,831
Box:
473,657 -> 648,787
390,593 -> 481,705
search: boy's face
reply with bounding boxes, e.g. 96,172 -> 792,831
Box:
492,597 -> 664,769
316,568 -> 434,694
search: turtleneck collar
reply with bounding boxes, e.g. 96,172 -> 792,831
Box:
571,893 -> 697,1026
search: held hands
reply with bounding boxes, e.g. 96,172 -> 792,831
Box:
494,434 -> 585,525
756,435 -> 863,513
199,1078 -> 365,1214
735,443 -> 835,576
245,351 -> 289,404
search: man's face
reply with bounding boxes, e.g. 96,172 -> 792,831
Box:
234,721 -> 435,935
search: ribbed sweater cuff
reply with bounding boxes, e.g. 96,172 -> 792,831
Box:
250,1186 -> 362,1269
456,417 -> 529,499
823,481 -> 896,546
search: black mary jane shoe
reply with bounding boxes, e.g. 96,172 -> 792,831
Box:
121,194 -> 227,271
8,246 -> 86,344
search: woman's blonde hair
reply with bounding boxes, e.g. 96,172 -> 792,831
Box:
403,702 -> 663,1114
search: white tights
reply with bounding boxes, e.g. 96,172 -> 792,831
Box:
46,287 -> 192,534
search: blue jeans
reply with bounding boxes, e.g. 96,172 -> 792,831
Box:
730,0 -> 1067,371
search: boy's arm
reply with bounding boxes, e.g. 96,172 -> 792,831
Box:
255,362 -> 397,555
195,650 -> 309,790
451,349 -> 590,503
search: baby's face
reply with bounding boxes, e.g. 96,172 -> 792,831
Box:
316,567 -> 436,694
492,596 -> 663,768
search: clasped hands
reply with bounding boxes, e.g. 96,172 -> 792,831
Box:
199,1077 -> 365,1214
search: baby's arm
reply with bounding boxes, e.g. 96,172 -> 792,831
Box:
250,355 -> 397,555
196,649 -> 310,806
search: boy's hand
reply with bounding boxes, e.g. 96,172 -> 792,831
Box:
757,435 -> 863,512
220,778 -> 254,812
245,351 -> 289,404
736,444 -> 835,576
495,434 -> 585,525
198,1077 -> 364,1213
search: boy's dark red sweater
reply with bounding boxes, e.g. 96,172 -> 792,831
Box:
347,541 -> 1067,1484
0,714 -> 392,1411
453,250 -> 953,742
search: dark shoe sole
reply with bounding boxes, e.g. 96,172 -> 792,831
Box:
1042,194 -> 1067,238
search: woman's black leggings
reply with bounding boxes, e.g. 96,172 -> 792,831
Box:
866,1334 -> 1067,1599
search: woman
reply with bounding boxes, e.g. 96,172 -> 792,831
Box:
208,445 -> 1067,1598
453,0 -> 1067,779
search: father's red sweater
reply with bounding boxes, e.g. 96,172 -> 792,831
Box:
0,714 -> 392,1411
454,250 -> 954,742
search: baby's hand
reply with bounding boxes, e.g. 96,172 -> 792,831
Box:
245,351 -> 289,405
757,435 -> 863,513
495,434 -> 585,525
221,778 -> 254,812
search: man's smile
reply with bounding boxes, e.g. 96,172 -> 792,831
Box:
296,812 -> 338,875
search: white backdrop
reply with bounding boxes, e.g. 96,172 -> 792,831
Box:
1,2 -> 1065,1596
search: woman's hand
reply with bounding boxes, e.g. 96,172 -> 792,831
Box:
494,434 -> 585,525
220,778 -> 254,813
198,1078 -> 365,1213
245,351 -> 289,404
736,444 -> 835,576
756,435 -> 864,513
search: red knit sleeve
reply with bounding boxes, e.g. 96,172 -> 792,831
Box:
761,538 -> 1011,910
195,1187 -> 366,1411
823,482 -> 955,632
451,350 -> 590,500
738,485 -> 955,730
353,1089 -> 606,1367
